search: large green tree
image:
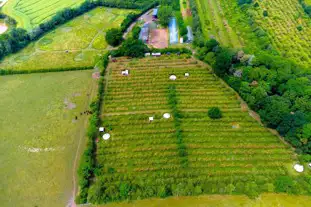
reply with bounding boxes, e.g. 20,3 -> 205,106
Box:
105,28 -> 123,47
119,38 -> 148,58
258,96 -> 291,128
158,6 -> 173,27
213,48 -> 233,77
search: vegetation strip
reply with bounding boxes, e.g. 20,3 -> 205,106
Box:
167,84 -> 188,168
0,66 -> 93,76
76,52 -> 109,203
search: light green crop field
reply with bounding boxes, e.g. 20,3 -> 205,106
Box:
0,71 -> 97,207
251,0 -> 311,66
195,0 -> 243,48
99,194 -> 311,207
305,0 -> 311,5
88,55 -> 308,203
0,7 -> 134,71
2,0 -> 85,30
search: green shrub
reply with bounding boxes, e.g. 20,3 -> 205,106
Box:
297,25 -> 303,31
263,10 -> 268,17
208,107 -> 223,119
275,176 -> 294,193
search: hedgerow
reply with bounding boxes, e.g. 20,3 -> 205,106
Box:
76,51 -> 110,203
0,66 -> 93,76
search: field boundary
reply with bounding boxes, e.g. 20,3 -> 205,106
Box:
0,66 -> 94,76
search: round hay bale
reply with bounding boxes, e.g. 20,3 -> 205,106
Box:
294,164 -> 304,173
169,75 -> 177,80
163,113 -> 171,119
103,133 -> 111,140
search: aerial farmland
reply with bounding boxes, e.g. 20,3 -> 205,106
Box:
0,0 -> 310,207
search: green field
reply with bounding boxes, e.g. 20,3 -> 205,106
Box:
195,0 -> 243,48
99,194 -> 311,207
0,7 -> 134,71
85,55 -> 309,203
2,0 -> 85,30
251,0 -> 311,66
0,71 -> 96,207
195,0 -> 311,66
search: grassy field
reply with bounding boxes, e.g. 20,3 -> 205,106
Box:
0,7 -> 134,71
97,194 -> 311,207
195,0 -> 243,48
2,0 -> 85,30
251,0 -> 311,66
86,55 -> 308,203
0,71 -> 97,207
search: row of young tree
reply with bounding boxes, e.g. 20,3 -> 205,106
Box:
0,0 -> 158,60
87,174 -> 311,204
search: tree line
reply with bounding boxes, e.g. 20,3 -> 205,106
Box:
0,0 -> 158,61
87,173 -> 311,204
195,38 -> 311,159
190,0 -> 310,158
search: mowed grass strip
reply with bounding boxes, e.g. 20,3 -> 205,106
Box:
0,8 -> 134,71
92,55 -> 296,201
0,71 -> 96,207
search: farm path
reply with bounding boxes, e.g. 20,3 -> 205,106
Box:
123,7 -> 155,38
68,75 -> 98,207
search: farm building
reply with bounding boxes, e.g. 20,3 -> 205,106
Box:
187,26 -> 194,42
152,8 -> 158,19
139,23 -> 150,43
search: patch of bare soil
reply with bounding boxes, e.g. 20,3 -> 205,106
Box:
149,29 -> 168,49
92,72 -> 100,79
64,98 -> 76,110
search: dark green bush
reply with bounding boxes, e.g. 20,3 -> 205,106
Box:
208,107 -> 223,119
106,28 -> 123,46
263,10 -> 268,17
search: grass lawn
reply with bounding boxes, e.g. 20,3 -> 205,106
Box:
85,55 -> 308,203
97,194 -> 311,207
0,7 -> 134,71
0,70 -> 97,207
2,0 -> 85,30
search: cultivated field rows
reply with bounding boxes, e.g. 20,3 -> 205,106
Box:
95,56 -> 295,196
